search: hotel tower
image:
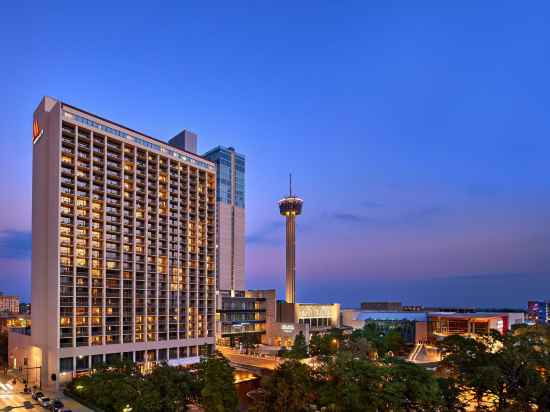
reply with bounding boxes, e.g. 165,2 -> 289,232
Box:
31,97 -> 216,387
203,147 -> 245,294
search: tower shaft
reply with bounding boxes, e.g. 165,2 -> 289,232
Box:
285,214 -> 296,304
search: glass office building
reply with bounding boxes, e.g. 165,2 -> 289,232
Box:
203,146 -> 245,292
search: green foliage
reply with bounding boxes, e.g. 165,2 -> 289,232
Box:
254,360 -> 315,412
68,353 -> 238,412
309,330 -> 342,358
257,352 -> 445,411
198,351 -> 239,412
436,377 -> 467,412
240,333 -> 259,352
438,325 -> 550,411
348,322 -> 406,357
383,330 -> 405,355
318,351 -> 384,412
68,361 -> 144,412
382,358 -> 442,411
285,331 -> 308,359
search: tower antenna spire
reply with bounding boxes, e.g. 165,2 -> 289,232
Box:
289,173 -> 292,196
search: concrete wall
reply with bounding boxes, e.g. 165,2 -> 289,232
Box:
217,203 -> 233,291
264,322 -> 310,347
233,206 -> 245,291
217,203 -> 245,292
8,331 -> 42,386
341,309 -> 362,329
32,96 -> 62,389
295,303 -> 341,328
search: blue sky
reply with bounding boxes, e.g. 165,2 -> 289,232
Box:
1,2 -> 550,307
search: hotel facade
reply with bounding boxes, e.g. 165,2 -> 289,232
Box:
29,97 -> 216,387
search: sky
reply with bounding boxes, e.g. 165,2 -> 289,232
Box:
1,1 -> 550,308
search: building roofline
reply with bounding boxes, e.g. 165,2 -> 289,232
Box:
203,145 -> 245,158
60,101 -> 213,164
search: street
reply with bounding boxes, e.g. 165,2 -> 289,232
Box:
0,376 -> 92,411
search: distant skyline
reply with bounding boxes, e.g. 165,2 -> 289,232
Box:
2,2 -> 550,307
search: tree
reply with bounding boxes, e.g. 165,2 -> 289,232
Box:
285,331 -> 308,359
436,377 -> 467,412
346,336 -> 377,359
382,330 -> 405,355
382,358 -> 442,412
70,360 -> 143,412
240,333 -> 259,354
69,360 -> 199,412
318,351 -> 384,412
438,334 -> 494,409
146,363 -> 196,411
198,351 -> 238,412
254,360 -> 315,412
438,326 -> 550,411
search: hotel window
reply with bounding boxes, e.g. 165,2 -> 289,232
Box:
76,356 -> 89,371
91,354 -> 103,366
59,357 -> 73,372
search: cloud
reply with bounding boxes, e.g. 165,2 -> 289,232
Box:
330,213 -> 372,223
327,205 -> 446,227
246,221 -> 282,246
361,200 -> 383,208
0,230 -> 31,259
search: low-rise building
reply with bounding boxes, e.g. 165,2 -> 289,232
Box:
0,313 -> 31,333
342,309 -> 428,344
216,290 -> 276,347
527,300 -> 549,324
263,301 -> 340,347
0,294 -> 20,314
342,309 -> 524,343
428,312 -> 525,337
360,301 -> 402,311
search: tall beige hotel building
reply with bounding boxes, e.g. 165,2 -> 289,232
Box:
31,97 -> 216,387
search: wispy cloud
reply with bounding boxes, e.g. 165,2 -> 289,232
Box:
0,230 -> 31,259
327,205 -> 447,228
361,200 -> 383,208
246,221 -> 282,246
330,213 -> 373,223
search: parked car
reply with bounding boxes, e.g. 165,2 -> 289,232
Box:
32,390 -> 44,400
51,399 -> 64,412
38,396 -> 52,408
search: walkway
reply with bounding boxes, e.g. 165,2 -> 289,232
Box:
0,374 -> 92,412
